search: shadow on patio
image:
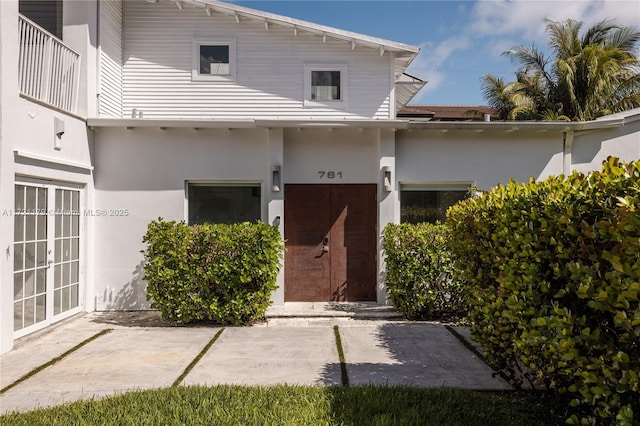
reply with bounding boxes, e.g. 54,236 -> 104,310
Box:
317,322 -> 510,390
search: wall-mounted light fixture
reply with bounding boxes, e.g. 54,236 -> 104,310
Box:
272,165 -> 281,192
382,166 -> 392,192
54,117 -> 65,150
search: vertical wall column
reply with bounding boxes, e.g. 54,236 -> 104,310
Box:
63,1 -> 99,117
377,128 -> 396,304
0,0 -> 19,354
267,128 -> 285,305
563,130 -> 574,175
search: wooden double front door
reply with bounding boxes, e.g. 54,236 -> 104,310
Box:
284,184 -> 377,302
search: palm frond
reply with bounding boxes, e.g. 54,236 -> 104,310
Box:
482,18 -> 640,121
606,26 -> 640,51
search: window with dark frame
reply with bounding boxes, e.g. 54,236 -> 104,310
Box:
400,189 -> 469,224
188,185 -> 261,225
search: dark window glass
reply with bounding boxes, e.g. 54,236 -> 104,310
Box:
188,185 -> 261,225
400,190 -> 468,224
199,45 -> 230,75
19,0 -> 63,39
311,70 -> 341,100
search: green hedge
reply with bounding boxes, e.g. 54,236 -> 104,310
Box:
142,219 -> 284,325
382,223 -> 466,320
447,157 -> 640,425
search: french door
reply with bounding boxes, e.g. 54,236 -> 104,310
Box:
13,182 -> 82,337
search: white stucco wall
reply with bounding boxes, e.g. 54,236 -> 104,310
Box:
13,99 -> 92,166
572,119 -> 640,173
377,129 -> 396,304
93,126 -> 394,308
0,0 -> 19,354
92,127 -> 284,309
63,0 -> 99,118
0,0 -> 96,353
283,128 -> 380,183
395,129 -> 566,190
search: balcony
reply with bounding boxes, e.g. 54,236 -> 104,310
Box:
18,14 -> 80,114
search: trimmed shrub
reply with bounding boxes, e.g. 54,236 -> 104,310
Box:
382,223 -> 466,320
447,157 -> 640,425
142,219 -> 284,325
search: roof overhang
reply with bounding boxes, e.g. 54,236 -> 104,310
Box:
87,117 -> 410,130
150,0 -> 420,79
594,107 -> 640,124
88,108 -> 638,132
405,117 -> 628,132
395,73 -> 427,113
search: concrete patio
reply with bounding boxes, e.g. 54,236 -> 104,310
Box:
0,309 -> 511,414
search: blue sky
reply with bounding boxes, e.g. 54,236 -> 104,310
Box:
231,1 -> 640,106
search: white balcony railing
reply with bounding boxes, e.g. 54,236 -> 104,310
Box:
18,15 -> 80,114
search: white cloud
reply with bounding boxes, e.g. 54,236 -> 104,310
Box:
471,0 -> 640,44
406,0 -> 640,104
468,0 -> 640,72
407,36 -> 471,94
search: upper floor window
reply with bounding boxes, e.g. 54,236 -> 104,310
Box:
200,45 -> 229,75
192,38 -> 236,82
304,64 -> 348,107
312,71 -> 340,101
19,0 -> 63,39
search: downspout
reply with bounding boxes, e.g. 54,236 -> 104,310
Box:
563,130 -> 574,175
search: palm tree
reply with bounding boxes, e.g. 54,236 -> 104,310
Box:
482,19 -> 640,121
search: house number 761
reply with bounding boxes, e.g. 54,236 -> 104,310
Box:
318,171 -> 343,179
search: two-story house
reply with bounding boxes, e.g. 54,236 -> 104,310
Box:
1,0 -> 639,354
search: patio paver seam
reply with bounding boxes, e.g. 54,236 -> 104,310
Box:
172,328 -> 226,387
0,328 -> 113,395
333,325 -> 349,386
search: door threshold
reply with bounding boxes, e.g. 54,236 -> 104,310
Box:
266,302 -> 402,319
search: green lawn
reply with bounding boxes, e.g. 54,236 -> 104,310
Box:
1,385 -> 565,425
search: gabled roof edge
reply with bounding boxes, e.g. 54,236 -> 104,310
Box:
178,0 -> 421,54
164,0 -> 421,80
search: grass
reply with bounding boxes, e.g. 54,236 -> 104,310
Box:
0,385 -> 564,425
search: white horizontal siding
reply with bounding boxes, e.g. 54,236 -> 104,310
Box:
121,1 -> 391,119
99,0 -> 123,117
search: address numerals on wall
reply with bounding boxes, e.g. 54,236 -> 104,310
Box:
317,171 -> 343,179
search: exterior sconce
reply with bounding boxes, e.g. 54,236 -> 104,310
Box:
54,117 -> 65,150
272,165 -> 281,192
382,166 -> 393,192
382,166 -> 392,192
